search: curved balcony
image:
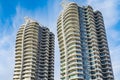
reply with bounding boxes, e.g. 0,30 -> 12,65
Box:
68,75 -> 84,80
102,39 -> 107,42
16,40 -> 22,44
24,37 -> 33,42
16,46 -> 22,50
97,22 -> 104,26
67,61 -> 82,68
66,39 -> 81,46
65,29 -> 79,38
59,45 -> 64,51
57,21 -> 62,28
23,59 -> 32,63
16,35 -> 22,40
64,7 -> 78,17
102,46 -> 108,50
64,20 -> 78,29
63,12 -> 78,20
15,48 -> 22,51
25,27 -> 38,32
24,41 -> 33,45
57,28 -> 62,35
23,55 -> 33,60
67,50 -> 81,57
68,44 -> 81,51
103,51 -> 109,54
59,38 -> 64,44
90,38 -> 97,43
67,47 -> 81,54
58,35 -> 63,41
24,35 -> 38,40
15,53 -> 21,57
107,74 -> 113,78
64,25 -> 78,34
66,32 -> 75,39
64,26 -> 76,33
92,42 -> 98,46
66,36 -> 80,44
57,31 -> 62,38
68,66 -> 83,72
68,57 -> 82,63
15,44 -> 22,47
64,18 -> 78,26
14,72 -> 21,77
96,26 -> 104,30
17,32 -> 23,37
14,64 -> 21,68
16,37 -> 23,42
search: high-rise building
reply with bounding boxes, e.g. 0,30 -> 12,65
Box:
13,18 -> 54,80
57,2 -> 114,80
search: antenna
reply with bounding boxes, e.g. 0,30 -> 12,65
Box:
61,0 -> 69,8
24,17 -> 36,24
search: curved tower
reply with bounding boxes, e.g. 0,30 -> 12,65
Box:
57,2 -> 114,80
13,18 -> 54,80
58,2 -> 83,80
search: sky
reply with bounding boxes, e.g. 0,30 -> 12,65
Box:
0,0 -> 120,80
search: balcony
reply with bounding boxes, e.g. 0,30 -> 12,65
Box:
64,27 -> 75,34
68,61 -> 82,67
57,29 -> 62,37
22,74 -> 31,78
67,35 -> 80,41
24,38 -> 33,42
15,56 -> 21,61
15,55 -> 22,60
64,10 -> 78,19
14,68 -> 21,72
68,74 -> 84,80
68,66 -> 83,71
13,75 -> 20,79
107,74 -> 113,78
68,71 -> 83,76
64,20 -> 78,29
23,66 -> 34,70
16,47 -> 22,51
15,64 -> 21,68
100,39 -> 107,43
92,42 -> 98,46
103,50 -> 109,54
16,41 -> 22,45
14,71 -> 21,75
66,40 -> 80,47
68,57 -> 82,63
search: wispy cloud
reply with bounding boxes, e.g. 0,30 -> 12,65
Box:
0,5 -> 50,80
110,45 -> 120,80
0,0 -> 61,79
0,20 -> 16,80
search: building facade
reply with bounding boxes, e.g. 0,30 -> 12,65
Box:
13,18 -> 54,80
57,2 -> 114,80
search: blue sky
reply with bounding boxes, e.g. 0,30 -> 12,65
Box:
0,0 -> 120,80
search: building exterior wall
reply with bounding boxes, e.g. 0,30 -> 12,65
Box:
13,18 -> 54,80
57,2 -> 114,80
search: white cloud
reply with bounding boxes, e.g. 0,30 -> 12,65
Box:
0,0 -> 61,79
110,45 -> 120,80
0,22 -> 16,80
0,5 -> 48,80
